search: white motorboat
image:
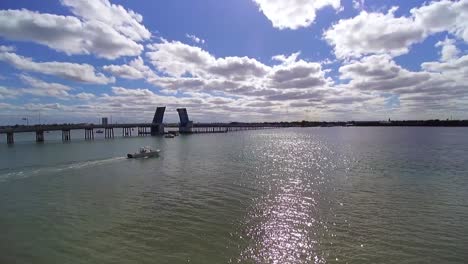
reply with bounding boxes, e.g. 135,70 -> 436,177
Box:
127,146 -> 160,159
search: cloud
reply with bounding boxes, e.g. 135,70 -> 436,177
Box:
186,34 -> 205,44
19,75 -> 72,99
352,0 -> 365,10
252,0 -> 341,30
208,56 -> 270,81
103,57 -> 154,80
111,86 -> 156,97
339,54 -> 433,93
1,0 -> 466,122
422,54 -> 468,81
324,7 -> 424,59
61,0 -> 151,42
339,54 -> 403,82
7,75 -> 101,101
268,60 -> 330,89
0,0 -> 150,59
146,41 -> 330,96
324,0 -> 468,59
0,50 -> 115,84
146,41 -> 215,77
435,38 -> 460,62
0,45 -> 15,52
0,86 -> 20,99
75,92 -> 95,100
94,41 -> 343,120
272,52 -> 300,64
411,0 -> 468,41
339,54 -> 468,114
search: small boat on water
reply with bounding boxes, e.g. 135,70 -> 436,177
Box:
168,131 -> 179,136
127,146 -> 160,159
96,129 -> 104,134
164,134 -> 175,138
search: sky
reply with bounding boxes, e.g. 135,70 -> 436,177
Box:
0,0 -> 467,124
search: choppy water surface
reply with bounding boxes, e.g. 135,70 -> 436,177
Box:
1,127 -> 467,263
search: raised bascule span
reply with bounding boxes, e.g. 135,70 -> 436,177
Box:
0,107 -> 274,144
177,108 -> 193,134
151,106 -> 166,136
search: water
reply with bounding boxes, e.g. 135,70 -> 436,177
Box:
0,127 -> 467,263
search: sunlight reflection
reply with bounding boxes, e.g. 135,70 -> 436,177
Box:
240,135 -> 336,263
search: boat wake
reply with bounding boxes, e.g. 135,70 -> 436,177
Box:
0,156 -> 126,183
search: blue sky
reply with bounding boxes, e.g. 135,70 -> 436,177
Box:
0,0 -> 467,124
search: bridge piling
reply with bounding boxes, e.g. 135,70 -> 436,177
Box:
123,127 -> 132,137
138,127 -> 147,136
151,124 -> 164,136
6,132 -> 14,144
62,130 -> 71,142
85,128 -> 94,140
36,131 -> 44,142
105,128 -> 114,139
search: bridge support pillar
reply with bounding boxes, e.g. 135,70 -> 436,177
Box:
36,131 -> 44,142
151,124 -> 164,136
123,127 -> 132,137
105,128 -> 114,139
138,127 -> 149,136
85,128 -> 94,140
62,130 -> 71,142
179,122 -> 193,134
6,132 -> 14,144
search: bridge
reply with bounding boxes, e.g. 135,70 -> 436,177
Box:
0,107 -> 276,144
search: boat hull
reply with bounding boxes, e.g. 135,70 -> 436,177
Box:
127,151 -> 159,159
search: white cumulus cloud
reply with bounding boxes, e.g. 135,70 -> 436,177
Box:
435,38 -> 460,62
0,0 -> 151,59
186,34 -> 205,44
61,0 -> 151,42
324,0 -> 468,59
252,0 -> 341,30
0,50 -> 115,84
103,57 -> 154,80
19,75 -> 72,99
324,7 -> 424,59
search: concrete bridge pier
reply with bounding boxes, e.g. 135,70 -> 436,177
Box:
36,131 -> 44,142
6,132 -> 14,144
138,126 -> 148,136
105,128 -> 114,139
123,127 -> 132,137
62,130 -> 71,142
85,128 -> 94,140
151,124 -> 164,136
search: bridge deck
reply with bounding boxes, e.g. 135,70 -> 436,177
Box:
0,123 -> 278,134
